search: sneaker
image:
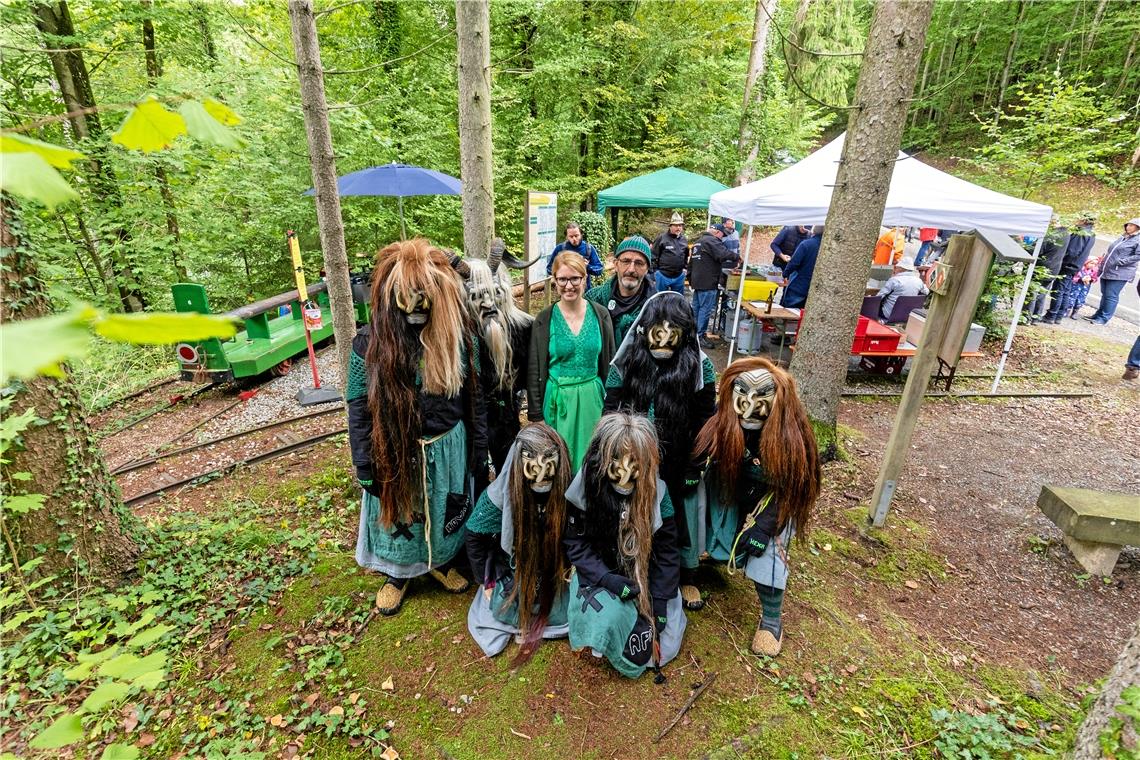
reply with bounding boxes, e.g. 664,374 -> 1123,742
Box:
699,337 -> 717,350
1124,367 -> 1139,381
1091,319 -> 1108,325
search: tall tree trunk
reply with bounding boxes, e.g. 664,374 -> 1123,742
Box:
1114,33 -> 1137,98
455,0 -> 495,258
141,2 -> 187,282
193,2 -> 217,66
784,0 -> 812,91
1081,0 -> 1109,58
288,0 -> 356,384
995,0 -> 1029,117
75,211 -> 116,303
788,0 -> 933,448
32,0 -> 146,313
58,216 -> 99,298
736,0 -> 776,184
1072,617 -> 1140,758
0,200 -> 141,585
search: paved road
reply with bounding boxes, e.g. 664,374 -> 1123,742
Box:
1082,234 -> 1139,326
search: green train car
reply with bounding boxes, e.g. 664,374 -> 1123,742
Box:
171,280 -> 366,383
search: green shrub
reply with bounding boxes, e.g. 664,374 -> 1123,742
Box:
570,211 -> 613,258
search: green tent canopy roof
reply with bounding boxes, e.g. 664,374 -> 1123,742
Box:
596,167 -> 729,214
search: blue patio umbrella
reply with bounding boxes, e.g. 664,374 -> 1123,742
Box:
304,162 -> 461,239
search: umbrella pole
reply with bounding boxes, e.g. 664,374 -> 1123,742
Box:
398,195 -> 407,239
727,225 -> 753,364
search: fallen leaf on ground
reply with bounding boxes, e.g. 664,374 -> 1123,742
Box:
381,676 -> 394,691
304,693 -> 319,707
380,746 -> 400,760
851,705 -> 869,718
137,733 -> 155,747
328,706 -> 344,717
904,580 -> 919,589
269,714 -> 284,727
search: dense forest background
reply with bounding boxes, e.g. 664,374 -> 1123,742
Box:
3,0 -> 1137,315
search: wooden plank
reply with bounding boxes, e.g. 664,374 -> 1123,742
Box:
1037,485 -> 1140,546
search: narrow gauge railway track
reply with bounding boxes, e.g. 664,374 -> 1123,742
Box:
118,406 -> 346,507
98,383 -> 216,438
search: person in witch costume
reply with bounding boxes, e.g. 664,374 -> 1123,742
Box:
459,239 -> 536,484
563,413 -> 686,679
465,423 -> 571,658
692,357 -> 820,656
346,238 -> 491,616
603,291 -> 717,611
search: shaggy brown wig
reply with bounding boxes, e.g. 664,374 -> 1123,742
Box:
693,357 -> 820,538
505,423 -> 571,649
583,413 -> 661,623
366,238 -> 469,526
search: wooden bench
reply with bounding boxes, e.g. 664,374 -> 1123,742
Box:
1037,485 -> 1140,576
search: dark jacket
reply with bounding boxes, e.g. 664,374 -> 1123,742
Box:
1099,231 -> 1140,282
781,233 -> 822,309
687,233 -> 734,291
546,239 -> 604,277
651,231 -> 689,277
525,301 -> 616,422
770,226 -> 808,269
1060,223 -> 1097,275
1040,226 -> 1072,274
347,326 -> 489,483
480,321 -> 532,472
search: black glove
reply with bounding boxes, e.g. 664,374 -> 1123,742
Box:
740,523 -> 771,557
653,599 -> 668,633
358,478 -> 381,498
599,572 -> 640,602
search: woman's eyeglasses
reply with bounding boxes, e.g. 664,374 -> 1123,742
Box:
555,276 -> 584,287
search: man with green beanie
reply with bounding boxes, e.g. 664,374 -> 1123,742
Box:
586,235 -> 657,345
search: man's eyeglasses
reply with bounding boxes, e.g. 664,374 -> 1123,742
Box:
555,276 -> 584,287
616,257 -> 647,269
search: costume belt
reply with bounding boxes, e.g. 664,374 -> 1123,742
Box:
548,374 -> 596,389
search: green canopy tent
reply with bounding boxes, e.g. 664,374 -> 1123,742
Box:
596,167 -> 729,241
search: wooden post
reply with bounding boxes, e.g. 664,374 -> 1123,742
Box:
522,194 -> 531,313
868,234 -> 994,527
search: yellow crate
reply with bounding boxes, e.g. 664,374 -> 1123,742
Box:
741,279 -> 778,301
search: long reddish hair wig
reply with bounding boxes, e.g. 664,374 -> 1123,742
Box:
693,357 -> 820,537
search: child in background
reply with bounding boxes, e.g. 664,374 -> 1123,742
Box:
1063,256 -> 1101,319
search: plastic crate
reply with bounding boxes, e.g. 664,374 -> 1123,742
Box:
741,279 -> 779,301
852,321 -> 902,353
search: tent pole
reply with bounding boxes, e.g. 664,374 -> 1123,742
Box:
727,225 -> 754,364
991,236 -> 1043,392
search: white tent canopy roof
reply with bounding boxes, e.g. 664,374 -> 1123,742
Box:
710,133 -> 1052,237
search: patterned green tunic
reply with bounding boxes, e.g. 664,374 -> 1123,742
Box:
543,305 -> 605,470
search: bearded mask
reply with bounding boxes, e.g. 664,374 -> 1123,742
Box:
732,368 -> 776,430
606,448 -> 639,496
394,288 -> 431,325
642,320 -> 682,361
520,443 -> 559,494
466,280 -> 500,324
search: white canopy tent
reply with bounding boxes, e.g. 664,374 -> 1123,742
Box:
708,133 -> 1053,388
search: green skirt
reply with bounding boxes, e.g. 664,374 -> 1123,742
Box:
354,422 -> 470,578
543,374 -> 604,471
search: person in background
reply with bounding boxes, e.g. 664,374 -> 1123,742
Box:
1124,282 -> 1140,381
780,225 -> 823,310
528,252 -> 616,470
873,227 -> 906,266
877,257 -> 928,320
545,222 -> 604,278
1087,217 -> 1140,325
1043,211 -> 1097,324
769,225 -> 810,272
688,224 -> 735,349
1030,216 -> 1071,323
651,212 -> 689,294
586,235 -> 656,345
722,219 -> 741,259
915,227 -> 938,266
1065,256 -> 1102,319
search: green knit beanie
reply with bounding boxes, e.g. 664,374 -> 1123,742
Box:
615,234 -> 652,265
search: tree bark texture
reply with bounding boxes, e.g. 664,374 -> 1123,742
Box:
455,0 -> 495,258
32,0 -> 146,313
1072,616 -> 1140,758
788,0 -> 933,436
736,0 -> 776,184
193,2 -> 217,65
288,0 -> 356,386
141,3 -> 187,282
0,201 -> 141,585
996,0 -> 1028,116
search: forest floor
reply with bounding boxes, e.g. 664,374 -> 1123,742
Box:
9,309 -> 1137,760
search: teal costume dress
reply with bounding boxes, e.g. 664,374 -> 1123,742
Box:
346,326 -> 487,578
464,443 -> 570,657
543,306 -> 605,470
585,276 -> 655,346
562,469 -> 687,679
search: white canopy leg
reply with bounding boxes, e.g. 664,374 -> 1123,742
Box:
727,225 -> 754,364
991,236 -> 1043,392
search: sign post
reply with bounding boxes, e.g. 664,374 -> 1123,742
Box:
289,230 -> 343,406
525,191 -> 557,309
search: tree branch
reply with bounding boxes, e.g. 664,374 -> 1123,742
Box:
323,30 -> 453,75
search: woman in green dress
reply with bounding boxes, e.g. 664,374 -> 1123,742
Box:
527,251 -> 615,470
